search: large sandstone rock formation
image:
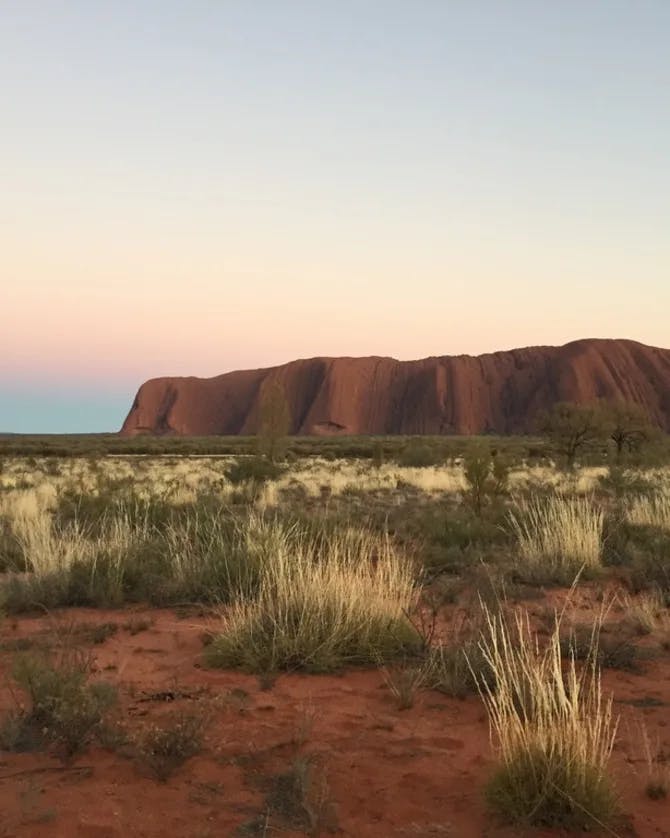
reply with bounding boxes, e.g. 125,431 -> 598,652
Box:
120,339 -> 670,436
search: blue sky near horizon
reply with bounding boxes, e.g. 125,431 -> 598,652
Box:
2,1 -> 669,432
0,387 -> 129,435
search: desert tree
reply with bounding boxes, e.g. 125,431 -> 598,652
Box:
463,441 -> 509,517
256,379 -> 291,463
603,400 -> 655,461
538,402 -> 606,468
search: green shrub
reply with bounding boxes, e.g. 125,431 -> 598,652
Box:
419,505 -> 511,575
561,625 -> 640,672
397,440 -> 443,468
603,519 -> 670,592
463,443 -> 509,516
264,755 -> 338,835
425,639 -> 494,698
371,442 -> 385,469
225,456 -> 286,486
0,710 -> 44,752
11,650 -> 117,758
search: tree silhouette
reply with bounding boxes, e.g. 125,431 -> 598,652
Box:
256,380 -> 290,462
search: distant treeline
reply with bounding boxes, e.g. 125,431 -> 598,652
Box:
1,431 -> 668,466
0,432 -> 541,460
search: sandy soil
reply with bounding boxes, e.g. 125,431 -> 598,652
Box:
0,603 -> 669,838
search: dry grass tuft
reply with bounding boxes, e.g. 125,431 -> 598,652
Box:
627,491 -> 670,531
622,589 -> 669,635
206,521 -> 420,672
508,495 -> 603,584
474,607 -> 619,829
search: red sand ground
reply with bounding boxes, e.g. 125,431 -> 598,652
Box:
0,604 -> 669,837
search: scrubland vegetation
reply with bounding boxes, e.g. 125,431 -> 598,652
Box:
1,426 -> 669,834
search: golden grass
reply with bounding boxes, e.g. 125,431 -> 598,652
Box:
622,589 -> 669,635
10,508 -> 92,577
206,521 -> 420,672
508,495 -> 604,584
638,720 -> 670,800
474,607 -> 619,828
3,456 -> 667,510
253,459 -> 468,504
627,490 -> 670,531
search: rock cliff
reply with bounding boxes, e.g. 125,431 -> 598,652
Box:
120,339 -> 670,435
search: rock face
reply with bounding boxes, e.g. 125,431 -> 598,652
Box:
120,339 -> 670,436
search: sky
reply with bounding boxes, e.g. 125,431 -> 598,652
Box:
2,1 -> 669,432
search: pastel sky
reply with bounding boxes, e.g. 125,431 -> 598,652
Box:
2,1 -> 669,432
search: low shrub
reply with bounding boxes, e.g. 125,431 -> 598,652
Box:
462,443 -> 509,516
225,457 -> 286,487
426,638 -> 494,699
561,624 -> 640,672
379,661 -> 427,709
11,650 -> 117,758
610,524 -> 670,593
135,709 -> 207,782
418,505 -> 511,575
264,755 -> 338,835
396,440 -> 443,468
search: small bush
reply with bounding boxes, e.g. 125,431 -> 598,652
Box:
380,661 -> 426,709
0,518 -> 23,572
371,442 -> 385,469
226,457 -> 285,487
623,589 -> 668,635
620,525 -> 670,594
639,722 -> 669,801
397,440 -> 443,468
419,505 -> 511,575
123,617 -> 153,635
135,710 -> 207,782
11,650 -> 117,758
0,710 -> 44,752
463,443 -> 509,516
601,511 -> 633,566
426,639 -> 494,699
561,624 -> 640,672
265,756 -> 338,836
80,622 -> 119,645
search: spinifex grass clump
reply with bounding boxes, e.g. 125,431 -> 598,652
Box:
475,608 -> 619,829
508,495 -> 604,584
0,500 -> 268,610
206,522 -> 420,673
627,490 -> 670,531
